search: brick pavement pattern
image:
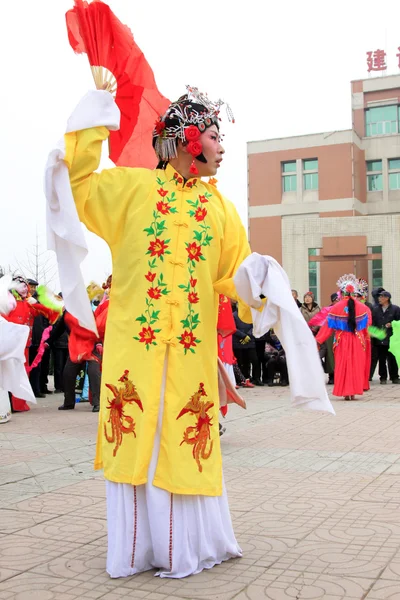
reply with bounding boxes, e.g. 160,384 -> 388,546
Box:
1,382 -> 400,599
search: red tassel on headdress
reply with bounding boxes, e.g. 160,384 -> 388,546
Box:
189,158 -> 199,175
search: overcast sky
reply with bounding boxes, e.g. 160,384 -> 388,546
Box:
1,0 -> 400,290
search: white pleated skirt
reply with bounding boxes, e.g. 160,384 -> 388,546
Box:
106,358 -> 241,579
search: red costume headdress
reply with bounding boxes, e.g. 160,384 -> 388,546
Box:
336,274 -> 359,297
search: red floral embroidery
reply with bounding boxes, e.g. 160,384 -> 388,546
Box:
186,178 -> 198,190
194,207 -> 207,222
178,330 -> 198,351
138,326 -> 157,345
188,292 -> 199,304
148,287 -> 162,300
170,172 -> 184,186
186,242 -> 203,262
177,189 -> 214,354
145,271 -> 157,282
148,238 -> 169,258
156,201 -> 171,215
104,370 -> 144,457
135,177 -> 177,350
177,382 -> 214,473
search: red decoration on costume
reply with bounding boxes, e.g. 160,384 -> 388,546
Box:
217,295 -> 236,391
184,126 -> 201,142
65,311 -> 100,362
187,140 -> 202,157
154,119 -> 166,135
189,159 -> 199,175
66,0 -> 170,168
217,295 -> 235,339
94,298 -> 109,342
27,326 -> 52,374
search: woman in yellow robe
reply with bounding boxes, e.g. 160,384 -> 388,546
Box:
61,87 -> 251,578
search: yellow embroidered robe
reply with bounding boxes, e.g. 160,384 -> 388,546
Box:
65,126 -> 251,496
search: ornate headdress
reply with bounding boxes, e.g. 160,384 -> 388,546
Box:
152,85 -> 234,174
357,278 -> 368,298
336,273 -> 359,296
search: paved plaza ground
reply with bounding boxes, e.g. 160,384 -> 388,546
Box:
1,381 -> 400,599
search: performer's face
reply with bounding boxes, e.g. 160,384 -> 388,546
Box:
196,125 -> 225,177
14,280 -> 29,299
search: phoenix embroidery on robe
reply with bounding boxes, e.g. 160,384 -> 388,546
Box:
104,370 -> 144,456
177,382 -> 214,472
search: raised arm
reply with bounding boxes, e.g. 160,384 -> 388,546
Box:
63,91 -> 148,248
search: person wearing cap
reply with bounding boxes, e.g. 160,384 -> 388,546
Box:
371,291 -> 400,384
27,279 -> 38,297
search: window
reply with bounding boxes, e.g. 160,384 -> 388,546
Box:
366,160 -> 383,191
371,246 -> 383,288
303,159 -> 318,190
282,161 -> 297,192
389,158 -> 400,190
365,105 -> 398,137
308,248 -> 318,300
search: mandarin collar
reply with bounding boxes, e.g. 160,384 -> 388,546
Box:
164,163 -> 200,192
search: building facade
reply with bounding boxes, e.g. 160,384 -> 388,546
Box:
248,74 -> 400,306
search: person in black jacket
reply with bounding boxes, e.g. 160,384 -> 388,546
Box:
264,330 -> 289,386
371,287 -> 385,307
29,314 -> 47,398
371,291 -> 400,384
232,309 -> 263,386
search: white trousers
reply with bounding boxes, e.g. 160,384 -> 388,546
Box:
106,360 -> 241,578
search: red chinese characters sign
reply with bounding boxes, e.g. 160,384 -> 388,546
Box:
366,49 -> 387,72
366,47 -> 400,72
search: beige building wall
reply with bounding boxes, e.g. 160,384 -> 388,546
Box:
282,214 -> 400,303
248,74 -> 400,303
